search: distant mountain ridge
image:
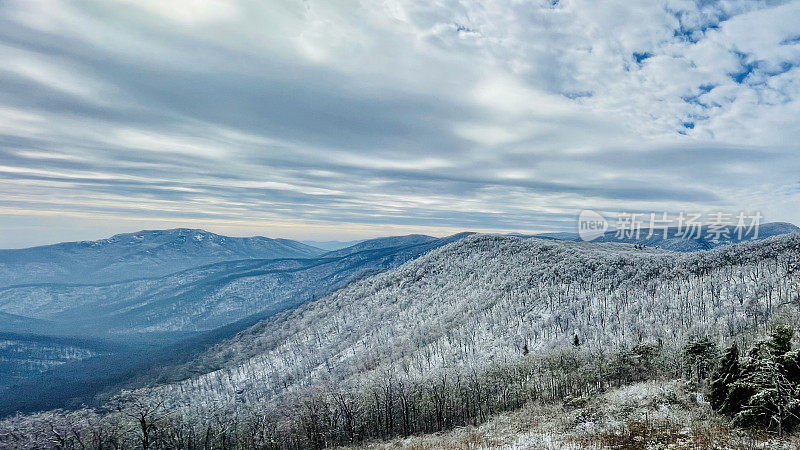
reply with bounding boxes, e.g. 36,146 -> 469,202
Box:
300,239 -> 364,251
322,234 -> 438,257
0,233 -> 474,411
0,233 -> 470,337
0,228 -> 325,287
533,221 -> 798,251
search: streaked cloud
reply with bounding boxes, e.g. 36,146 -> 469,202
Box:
0,0 -> 797,247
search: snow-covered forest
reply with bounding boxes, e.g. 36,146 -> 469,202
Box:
0,234 -> 465,402
1,234 -> 798,449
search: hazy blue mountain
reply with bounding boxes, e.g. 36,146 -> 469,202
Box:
0,233 -> 470,337
0,233 -> 472,410
0,229 -> 325,287
533,221 -> 798,251
0,311 -> 55,335
300,239 -> 363,251
322,234 -> 439,258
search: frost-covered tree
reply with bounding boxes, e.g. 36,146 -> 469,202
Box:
733,358 -> 800,436
684,336 -> 718,384
110,392 -> 168,449
720,326 -> 800,436
709,342 -> 739,412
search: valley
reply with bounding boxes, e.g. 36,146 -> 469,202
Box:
0,231 -> 471,414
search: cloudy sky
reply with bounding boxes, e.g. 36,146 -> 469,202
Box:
0,0 -> 797,247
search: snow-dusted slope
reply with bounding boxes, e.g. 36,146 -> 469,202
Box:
0,229 -> 325,287
0,333 -> 118,391
353,380 -> 798,450
0,233 -> 472,409
147,233 -> 798,444
0,234 -> 471,337
1,233 -> 797,447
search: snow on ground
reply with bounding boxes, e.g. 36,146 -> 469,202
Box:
348,381 -> 800,450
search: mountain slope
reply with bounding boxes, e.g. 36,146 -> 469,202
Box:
590,221 -> 798,250
354,380 -> 799,450
0,233 -> 472,413
0,333 -> 120,391
146,233 -> 798,446
0,234 -> 469,337
0,229 -> 325,287
322,234 -> 438,258
1,233 -> 797,448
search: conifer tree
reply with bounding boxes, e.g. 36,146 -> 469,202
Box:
726,327 -> 800,435
768,325 -> 794,357
684,336 -> 717,384
709,342 -> 739,412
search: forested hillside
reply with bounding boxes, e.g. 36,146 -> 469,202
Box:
0,333 -> 120,391
0,234 -> 463,337
2,233 -> 796,448
0,233 -> 471,415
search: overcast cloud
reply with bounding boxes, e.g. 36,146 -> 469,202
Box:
0,0 -> 797,247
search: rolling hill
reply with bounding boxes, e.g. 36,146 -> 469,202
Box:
0,228 -> 326,287
0,233 -> 473,413
13,231 -> 787,448
0,233 -> 469,337
1,228 -> 798,448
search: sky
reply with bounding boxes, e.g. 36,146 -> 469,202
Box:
0,0 -> 798,248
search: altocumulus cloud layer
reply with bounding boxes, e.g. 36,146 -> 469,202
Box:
0,0 -> 797,246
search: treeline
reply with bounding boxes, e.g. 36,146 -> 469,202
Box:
257,344 -> 684,448
3,330 -> 795,449
0,342 -> 685,449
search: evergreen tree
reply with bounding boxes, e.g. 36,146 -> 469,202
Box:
684,336 -> 718,384
709,342 -> 739,412
722,341 -> 763,418
632,342 -> 660,380
771,326 -> 800,385
778,349 -> 800,385
768,325 -> 794,357
726,327 -> 800,435
732,358 -> 800,436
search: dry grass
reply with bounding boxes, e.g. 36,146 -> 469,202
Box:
346,381 -> 800,450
